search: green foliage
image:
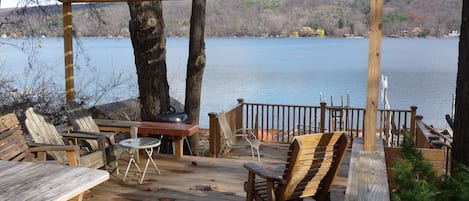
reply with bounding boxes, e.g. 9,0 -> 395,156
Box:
418,30 -> 430,38
361,5 -> 370,15
244,0 -> 281,10
338,18 -> 344,29
391,132 -> 469,201
52,16 -> 63,28
391,132 -> 439,201
383,13 -> 408,24
437,164 -> 469,201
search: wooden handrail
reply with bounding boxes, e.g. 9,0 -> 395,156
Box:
208,99 -> 417,157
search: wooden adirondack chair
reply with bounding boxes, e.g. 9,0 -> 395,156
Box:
65,101 -> 124,169
0,113 -> 79,166
244,131 -> 349,201
25,107 -> 107,169
218,112 -> 261,161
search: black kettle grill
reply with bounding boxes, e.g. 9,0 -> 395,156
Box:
154,106 -> 192,155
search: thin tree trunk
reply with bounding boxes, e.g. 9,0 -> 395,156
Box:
128,1 -> 170,120
453,0 -> 469,167
185,0 -> 206,156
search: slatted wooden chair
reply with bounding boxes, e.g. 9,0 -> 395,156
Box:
25,107 -> 107,169
243,131 -> 349,201
0,113 -> 79,166
218,112 -> 261,161
65,101 -> 124,170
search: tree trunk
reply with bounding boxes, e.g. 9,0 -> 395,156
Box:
453,0 -> 469,167
128,1 -> 170,121
185,0 -> 206,156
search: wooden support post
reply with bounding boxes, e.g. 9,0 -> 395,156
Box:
236,98 -> 244,130
63,1 -> 75,102
414,115 -> 424,147
320,102 -> 326,133
364,0 -> 384,151
410,106 -> 418,140
208,112 -> 219,157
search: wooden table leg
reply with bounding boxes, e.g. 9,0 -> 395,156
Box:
174,137 -> 183,158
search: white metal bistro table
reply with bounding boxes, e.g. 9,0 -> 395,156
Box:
119,137 -> 161,184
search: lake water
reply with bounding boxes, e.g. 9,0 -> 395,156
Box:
0,38 -> 459,128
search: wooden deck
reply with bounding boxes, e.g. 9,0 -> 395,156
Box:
86,144 -> 350,201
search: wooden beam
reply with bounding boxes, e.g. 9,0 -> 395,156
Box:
63,2 -> 75,102
364,0 -> 384,151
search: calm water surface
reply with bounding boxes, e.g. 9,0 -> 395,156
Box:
0,38 -> 459,128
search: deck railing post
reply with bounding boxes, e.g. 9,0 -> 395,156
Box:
414,115 -> 424,147
236,99 -> 244,130
410,106 -> 418,141
208,112 -> 219,158
320,102 -> 326,133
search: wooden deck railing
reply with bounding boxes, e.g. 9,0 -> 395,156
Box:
208,98 -> 418,157
208,99 -> 453,201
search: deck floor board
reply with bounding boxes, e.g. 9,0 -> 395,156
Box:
87,144 -> 350,201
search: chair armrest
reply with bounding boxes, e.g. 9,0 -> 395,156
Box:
67,130 -> 115,138
60,132 -> 107,154
236,128 -> 253,133
243,162 -> 283,182
234,134 -> 249,137
29,145 -> 79,166
60,132 -> 107,140
63,130 -> 117,145
236,128 -> 258,140
29,145 -> 78,152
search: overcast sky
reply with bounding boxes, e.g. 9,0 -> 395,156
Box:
1,0 -> 20,8
1,0 -> 58,9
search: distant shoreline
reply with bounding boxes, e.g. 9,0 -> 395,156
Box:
0,35 -> 460,40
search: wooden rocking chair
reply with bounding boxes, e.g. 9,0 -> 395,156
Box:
243,131 -> 349,201
25,107 -> 107,169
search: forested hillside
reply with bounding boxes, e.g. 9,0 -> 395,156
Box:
0,0 -> 462,38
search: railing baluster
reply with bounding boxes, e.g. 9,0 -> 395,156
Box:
287,106 -> 291,142
356,109 -> 360,137
397,111 -> 401,146
231,102 -> 411,144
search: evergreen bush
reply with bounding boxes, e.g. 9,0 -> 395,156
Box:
390,132 -> 469,201
390,132 -> 438,201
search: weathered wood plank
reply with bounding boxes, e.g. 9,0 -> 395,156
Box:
345,137 -> 363,201
345,137 -> 390,201
0,160 -> 109,201
88,155 -> 249,201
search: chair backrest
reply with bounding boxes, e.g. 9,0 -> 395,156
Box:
25,108 -> 69,164
0,113 -> 35,162
279,131 -> 349,200
218,112 -> 237,147
65,101 -> 101,132
65,101 -> 100,150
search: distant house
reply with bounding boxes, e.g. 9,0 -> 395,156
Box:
411,27 -> 422,37
447,30 -> 460,38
